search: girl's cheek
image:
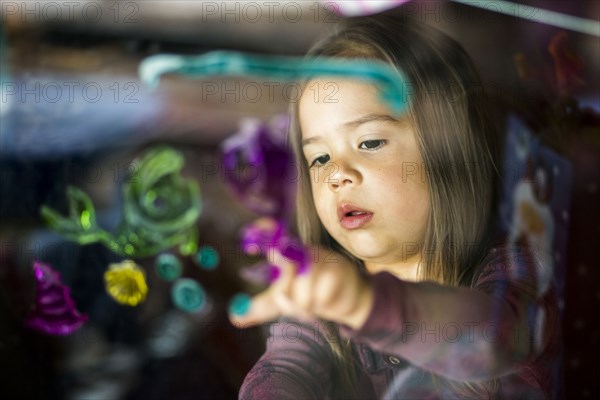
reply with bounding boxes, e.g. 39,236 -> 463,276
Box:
311,175 -> 326,195
311,183 -> 324,207
311,186 -> 329,215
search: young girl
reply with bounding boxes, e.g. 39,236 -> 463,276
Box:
230,15 -> 561,399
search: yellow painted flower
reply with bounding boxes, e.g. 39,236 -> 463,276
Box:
104,260 -> 148,306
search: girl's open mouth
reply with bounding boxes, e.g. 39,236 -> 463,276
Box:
337,203 -> 374,230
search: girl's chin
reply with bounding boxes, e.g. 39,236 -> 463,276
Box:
346,243 -> 387,261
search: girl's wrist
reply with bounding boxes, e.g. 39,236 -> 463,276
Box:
342,280 -> 374,330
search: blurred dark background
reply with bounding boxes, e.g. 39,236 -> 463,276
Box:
1,1 -> 598,399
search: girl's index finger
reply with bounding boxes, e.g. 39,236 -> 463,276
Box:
228,289 -> 281,327
231,249 -> 299,326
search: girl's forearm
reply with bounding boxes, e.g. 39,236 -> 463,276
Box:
340,271 -> 555,381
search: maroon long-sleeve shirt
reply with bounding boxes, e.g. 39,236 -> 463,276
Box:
239,244 -> 562,399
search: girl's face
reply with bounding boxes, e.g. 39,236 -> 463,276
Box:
299,79 -> 430,273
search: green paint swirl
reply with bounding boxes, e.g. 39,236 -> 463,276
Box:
41,147 -> 201,257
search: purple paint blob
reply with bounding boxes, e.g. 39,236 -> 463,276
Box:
239,263 -> 281,285
220,116 -> 293,219
221,115 -> 311,280
25,261 -> 88,335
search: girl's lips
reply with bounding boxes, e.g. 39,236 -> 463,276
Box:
337,202 -> 374,230
340,212 -> 373,230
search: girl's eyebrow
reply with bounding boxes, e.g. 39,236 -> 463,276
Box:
343,113 -> 399,129
302,113 -> 400,147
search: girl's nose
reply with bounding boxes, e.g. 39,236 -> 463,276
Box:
326,161 -> 359,191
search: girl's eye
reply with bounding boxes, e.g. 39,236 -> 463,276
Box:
359,139 -> 387,150
309,154 -> 330,168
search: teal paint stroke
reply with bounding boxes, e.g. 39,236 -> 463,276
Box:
139,50 -> 411,115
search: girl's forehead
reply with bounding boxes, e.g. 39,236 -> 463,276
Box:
299,79 -> 385,114
301,78 -> 380,95
298,79 -> 394,127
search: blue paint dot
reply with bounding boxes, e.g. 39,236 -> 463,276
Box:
171,278 -> 205,312
196,245 -> 220,270
155,253 -> 183,282
229,293 -> 251,316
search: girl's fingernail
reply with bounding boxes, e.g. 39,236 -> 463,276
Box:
229,293 -> 252,316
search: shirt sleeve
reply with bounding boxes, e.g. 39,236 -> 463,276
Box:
239,317 -> 337,400
339,244 -> 559,382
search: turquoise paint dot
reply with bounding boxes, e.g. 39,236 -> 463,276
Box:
196,245 -> 220,270
171,278 -> 205,312
229,293 -> 251,316
155,253 -> 183,282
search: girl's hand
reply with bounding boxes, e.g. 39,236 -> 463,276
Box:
230,226 -> 374,329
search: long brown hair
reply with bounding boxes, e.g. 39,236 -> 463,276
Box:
289,14 -> 500,398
